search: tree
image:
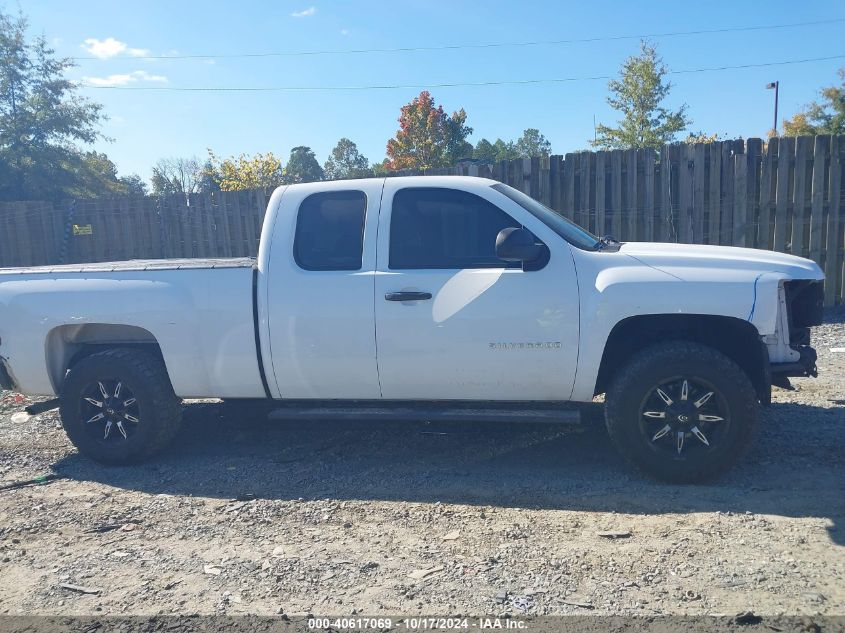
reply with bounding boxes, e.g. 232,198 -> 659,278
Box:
206,151 -> 284,191
443,108 -> 473,164
592,41 -> 690,150
196,160 -> 221,193
386,91 -> 473,170
473,137 -> 526,163
67,151 -> 131,197
515,128 -> 552,158
372,159 -> 391,176
473,138 -> 497,163
284,146 -> 323,184
150,157 -> 202,195
782,68 -> 845,136
324,138 -> 373,179
118,174 -> 148,195
0,8 -> 113,201
492,139 -> 519,161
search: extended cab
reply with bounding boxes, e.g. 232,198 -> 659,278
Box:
0,177 -> 825,481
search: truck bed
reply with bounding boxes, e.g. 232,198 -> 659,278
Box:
0,258 -> 265,398
0,257 -> 256,275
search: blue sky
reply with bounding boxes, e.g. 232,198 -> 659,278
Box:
14,0 -> 845,181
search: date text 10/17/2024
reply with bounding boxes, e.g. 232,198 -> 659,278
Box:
308,618 -> 528,630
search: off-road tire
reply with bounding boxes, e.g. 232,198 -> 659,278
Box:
59,348 -> 182,465
605,341 -> 759,483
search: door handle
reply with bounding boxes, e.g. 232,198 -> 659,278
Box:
385,291 -> 432,302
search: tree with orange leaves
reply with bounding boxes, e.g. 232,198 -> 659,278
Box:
385,91 -> 472,170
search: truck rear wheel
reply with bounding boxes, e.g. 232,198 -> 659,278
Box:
59,348 -> 182,465
605,341 -> 758,483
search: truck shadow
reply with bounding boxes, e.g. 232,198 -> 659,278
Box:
52,400 -> 845,545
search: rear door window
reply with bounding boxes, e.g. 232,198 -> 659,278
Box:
294,191 -> 367,271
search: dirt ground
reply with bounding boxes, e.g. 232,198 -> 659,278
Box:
0,310 -> 843,619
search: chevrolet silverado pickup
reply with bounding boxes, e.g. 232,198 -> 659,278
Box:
0,176 -> 825,482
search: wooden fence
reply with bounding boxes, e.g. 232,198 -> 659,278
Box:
1,136 -> 843,305
0,188 -> 273,267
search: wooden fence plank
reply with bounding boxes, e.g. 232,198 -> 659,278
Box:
745,139 -> 763,250
792,136 -> 813,256
190,194 -> 206,258
214,191 -> 231,258
707,143 -> 721,244
659,145 -> 672,242
678,144 -> 693,243
611,150 -> 623,239
693,143 -> 706,243
15,203 -> 34,266
579,152 -> 592,233
29,201 -> 49,265
718,142 -> 734,246
809,136 -> 829,265
774,136 -> 793,252
594,151 -> 605,236
117,195 -> 134,260
532,156 -> 543,203
733,154 -> 749,247
149,197 -> 164,259
643,149 -> 655,241
625,149 -> 637,241
563,154 -> 575,221
548,155 -> 559,214
826,135 -> 843,305
229,193 -> 241,256
758,138 -> 776,250
161,196 -> 175,257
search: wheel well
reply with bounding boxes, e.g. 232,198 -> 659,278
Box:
595,314 -> 770,404
45,324 -> 166,393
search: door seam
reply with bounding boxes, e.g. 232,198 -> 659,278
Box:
372,179 -> 387,398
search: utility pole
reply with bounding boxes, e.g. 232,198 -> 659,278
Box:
766,81 -> 779,136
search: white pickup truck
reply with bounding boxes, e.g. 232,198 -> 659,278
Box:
0,176 -> 825,481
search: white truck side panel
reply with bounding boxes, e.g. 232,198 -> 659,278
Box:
262,179 -> 384,399
373,177 -> 581,401
0,268 -> 264,398
568,246 -> 825,402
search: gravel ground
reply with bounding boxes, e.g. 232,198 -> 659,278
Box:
0,310 -> 843,619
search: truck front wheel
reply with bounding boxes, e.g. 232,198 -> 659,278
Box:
59,348 -> 182,465
605,341 -> 758,483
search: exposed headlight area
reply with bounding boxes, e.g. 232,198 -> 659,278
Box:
771,280 -> 824,385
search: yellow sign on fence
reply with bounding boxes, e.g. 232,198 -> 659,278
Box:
72,224 -> 93,236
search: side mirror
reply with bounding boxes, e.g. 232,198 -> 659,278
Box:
495,227 -> 542,262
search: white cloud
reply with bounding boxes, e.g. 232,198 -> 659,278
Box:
340,28 -> 350,36
81,37 -> 150,59
81,70 -> 168,87
291,6 -> 316,17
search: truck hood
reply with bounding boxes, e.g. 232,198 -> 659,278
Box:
619,242 -> 824,281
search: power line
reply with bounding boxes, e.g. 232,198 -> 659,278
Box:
78,54 -> 845,92
71,18 -> 845,61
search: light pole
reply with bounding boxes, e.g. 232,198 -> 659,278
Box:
766,81 -> 779,136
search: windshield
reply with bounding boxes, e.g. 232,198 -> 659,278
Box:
491,183 -> 600,250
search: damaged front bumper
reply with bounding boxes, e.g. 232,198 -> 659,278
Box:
771,344 -> 818,381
